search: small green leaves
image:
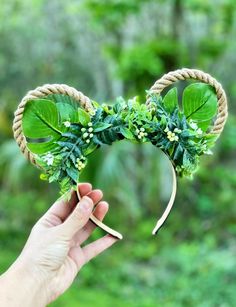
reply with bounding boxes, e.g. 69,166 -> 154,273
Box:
183,83 -> 217,122
163,87 -> 178,113
119,127 -> 135,140
78,108 -> 91,126
93,122 -> 112,132
22,83 -> 219,194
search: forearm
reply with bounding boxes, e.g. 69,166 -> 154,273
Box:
0,258 -> 47,307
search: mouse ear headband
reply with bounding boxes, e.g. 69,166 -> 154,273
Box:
13,68 -> 228,239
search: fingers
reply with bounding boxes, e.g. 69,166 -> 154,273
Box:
78,183 -> 92,198
81,189 -> 103,205
82,235 -> 118,263
59,187 -> 103,238
74,201 -> 109,244
59,196 -> 94,237
40,183 -> 92,226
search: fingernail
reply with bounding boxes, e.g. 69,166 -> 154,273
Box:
80,196 -> 92,211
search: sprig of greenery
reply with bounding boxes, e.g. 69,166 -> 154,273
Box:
22,83 -> 218,194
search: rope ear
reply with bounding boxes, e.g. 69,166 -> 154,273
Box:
146,68 -> 228,135
13,84 -> 93,165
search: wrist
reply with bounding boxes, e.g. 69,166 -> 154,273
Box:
0,257 -> 48,307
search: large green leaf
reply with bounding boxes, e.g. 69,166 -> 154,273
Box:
46,93 -> 79,110
78,108 -> 91,126
163,87 -> 178,113
183,83 -> 217,122
56,103 -> 78,122
46,93 -> 79,122
22,99 -> 65,154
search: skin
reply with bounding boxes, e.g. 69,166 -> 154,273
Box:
0,183 -> 118,306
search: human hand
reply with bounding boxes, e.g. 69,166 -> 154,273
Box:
0,183 -> 118,307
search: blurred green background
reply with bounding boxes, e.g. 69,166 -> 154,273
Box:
1,0 -> 236,306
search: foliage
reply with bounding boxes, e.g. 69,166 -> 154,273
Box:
22,83 -> 218,194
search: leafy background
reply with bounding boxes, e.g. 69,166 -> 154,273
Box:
0,0 -> 236,306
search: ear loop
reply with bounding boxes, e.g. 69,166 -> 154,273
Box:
76,158 -> 177,239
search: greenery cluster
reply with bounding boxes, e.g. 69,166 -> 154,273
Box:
22,83 -> 218,194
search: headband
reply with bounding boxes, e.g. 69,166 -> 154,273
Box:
13,68 -> 228,239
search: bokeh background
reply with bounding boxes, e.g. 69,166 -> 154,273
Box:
1,0 -> 236,306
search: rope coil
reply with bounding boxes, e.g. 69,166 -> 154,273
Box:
13,84 -> 93,165
146,68 -> 228,135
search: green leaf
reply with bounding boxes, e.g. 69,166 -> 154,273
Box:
46,93 -> 79,110
163,87 -> 178,113
183,83 -> 217,122
83,142 -> 98,155
66,167 -> 79,182
93,122 -> 112,132
22,99 -> 65,154
78,108 -> 91,126
197,119 -> 211,132
92,100 -> 100,108
119,127 -> 135,140
56,103 -> 78,123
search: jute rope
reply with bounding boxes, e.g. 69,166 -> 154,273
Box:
13,84 -> 93,165
146,68 -> 228,135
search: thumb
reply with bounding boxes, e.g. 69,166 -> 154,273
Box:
59,196 -> 94,238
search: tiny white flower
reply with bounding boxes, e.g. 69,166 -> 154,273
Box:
197,128 -> 203,135
86,139 -> 90,144
63,121 -> 71,127
88,122 -> 93,127
81,127 -> 86,132
140,127 -> 145,132
88,127 -> 93,133
89,133 -> 94,138
204,149 -> 213,155
164,127 -> 169,133
138,135 -> 142,139
43,153 -> 54,166
83,132 -> 89,139
174,128 -> 182,134
144,132 -> 148,136
136,128 -> 140,134
140,132 -> 145,137
189,120 -> 198,130
167,131 -> 179,142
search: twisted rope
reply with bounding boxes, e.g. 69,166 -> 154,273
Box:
146,68 -> 228,135
13,84 -> 93,165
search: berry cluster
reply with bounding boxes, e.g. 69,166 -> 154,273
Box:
81,122 -> 94,144
136,127 -> 148,139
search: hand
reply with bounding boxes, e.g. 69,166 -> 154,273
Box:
0,183 -> 118,307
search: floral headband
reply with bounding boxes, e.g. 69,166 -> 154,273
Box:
13,68 -> 228,239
